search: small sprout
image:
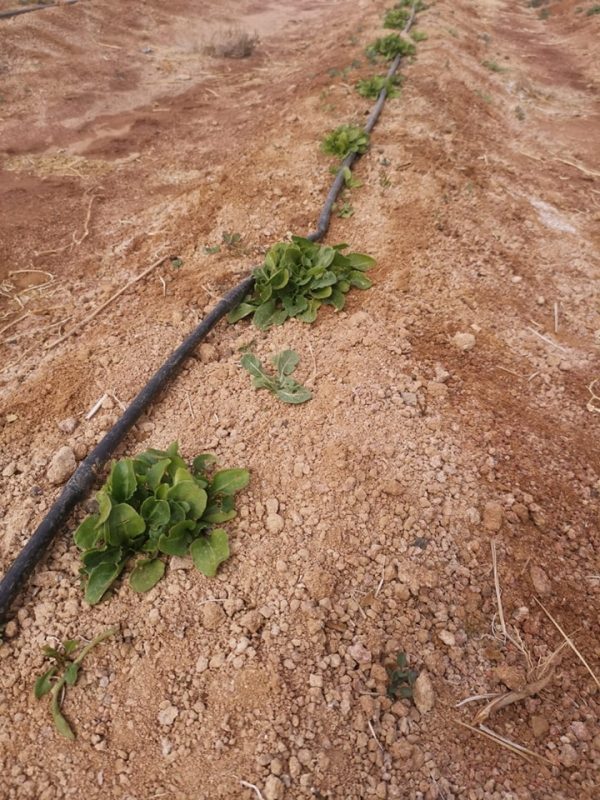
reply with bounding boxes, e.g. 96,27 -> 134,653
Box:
482,59 -> 506,73
366,34 -> 416,61
387,651 -> 420,700
204,244 -> 221,255
73,442 -> 249,602
241,350 -> 312,405
222,231 -> 243,248
321,124 -> 370,161
586,4 -> 600,14
337,201 -> 354,218
227,236 -> 375,330
169,256 -> 183,269
34,629 -> 116,740
356,74 -> 403,99
410,29 -> 428,42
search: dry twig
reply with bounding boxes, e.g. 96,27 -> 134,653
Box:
491,540 -> 507,639
456,719 -> 552,765
473,669 -> 555,724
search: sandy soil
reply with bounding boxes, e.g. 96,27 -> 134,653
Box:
0,0 -> 599,798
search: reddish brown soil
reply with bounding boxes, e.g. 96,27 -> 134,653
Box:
0,1 -> 599,798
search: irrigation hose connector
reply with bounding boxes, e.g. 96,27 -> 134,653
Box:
0,6 -> 417,623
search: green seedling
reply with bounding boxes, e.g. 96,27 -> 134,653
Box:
73,442 -> 249,603
170,257 -> 183,269
410,29 -> 428,42
387,651 -> 419,700
356,74 -> 402,99
227,236 -> 375,330
204,244 -> 221,255
383,7 -> 410,28
241,350 -> 312,404
222,231 -> 243,249
586,3 -> 600,12
321,125 -> 370,161
34,628 -> 116,740
337,201 -> 354,218
482,59 -> 506,73
367,34 -> 416,61
342,166 -> 363,189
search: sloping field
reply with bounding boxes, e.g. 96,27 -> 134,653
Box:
0,1 -> 599,798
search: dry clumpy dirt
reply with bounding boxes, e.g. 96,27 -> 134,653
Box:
0,0 -> 599,798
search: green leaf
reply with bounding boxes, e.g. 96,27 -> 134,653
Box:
270,268 -> 289,290
210,468 -> 250,496
241,353 -> 266,381
34,667 -> 57,699
253,299 -> 280,330
64,662 -> 80,686
346,253 -> 376,271
190,529 -> 230,577
62,640 -> 78,656
168,501 -> 187,524
349,271 -> 372,289
203,506 -> 237,524
192,453 -> 217,476
81,545 -> 122,573
146,458 -> 171,491
297,299 -> 321,323
96,491 -> 111,527
84,561 -> 123,605
129,558 -> 165,593
275,384 -> 313,404
110,459 -> 138,503
228,302 -> 256,323
74,515 -> 101,550
167,481 -> 207,519
271,350 -> 299,378
158,520 -> 195,556
51,695 -> 75,741
140,497 -> 170,530
107,503 -> 146,545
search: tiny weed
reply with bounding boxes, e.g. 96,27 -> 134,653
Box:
586,3 -> 600,13
73,442 -> 249,603
366,34 -> 416,61
475,89 -> 493,104
515,105 -> 525,120
383,7 -> 410,29
34,629 -> 116,740
539,7 -> 550,18
222,231 -> 243,248
170,256 -> 183,269
228,236 -> 375,330
387,652 -> 419,700
337,201 -> 354,218
321,124 -> 370,161
204,244 -> 221,255
482,59 -> 506,72
379,171 -> 392,189
410,29 -> 428,42
356,74 -> 403,99
241,350 -> 312,404
342,166 -> 363,189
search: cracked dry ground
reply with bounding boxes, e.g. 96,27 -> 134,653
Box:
0,0 -> 599,798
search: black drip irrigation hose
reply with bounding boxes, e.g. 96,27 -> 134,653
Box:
0,9 -> 415,623
0,0 -> 79,21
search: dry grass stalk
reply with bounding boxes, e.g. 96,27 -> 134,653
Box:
47,253 -> 169,350
455,719 -> 552,765
204,27 -> 258,59
239,780 -> 265,800
491,540 -> 507,639
473,669 -> 554,724
586,379 -> 600,414
535,597 -> 600,690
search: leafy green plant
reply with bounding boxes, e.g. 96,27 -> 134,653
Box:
337,201 -> 354,218
241,350 -> 312,404
383,7 -> 410,28
227,236 -> 375,330
356,74 -> 402,99
586,3 -> 600,12
410,29 -> 428,42
387,651 -> 419,700
342,166 -> 363,189
366,34 -> 416,61
73,443 -> 249,603
34,629 -> 116,740
321,125 -> 370,161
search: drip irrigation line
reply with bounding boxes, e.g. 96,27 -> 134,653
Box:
0,0 -> 79,21
0,7 -> 416,623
